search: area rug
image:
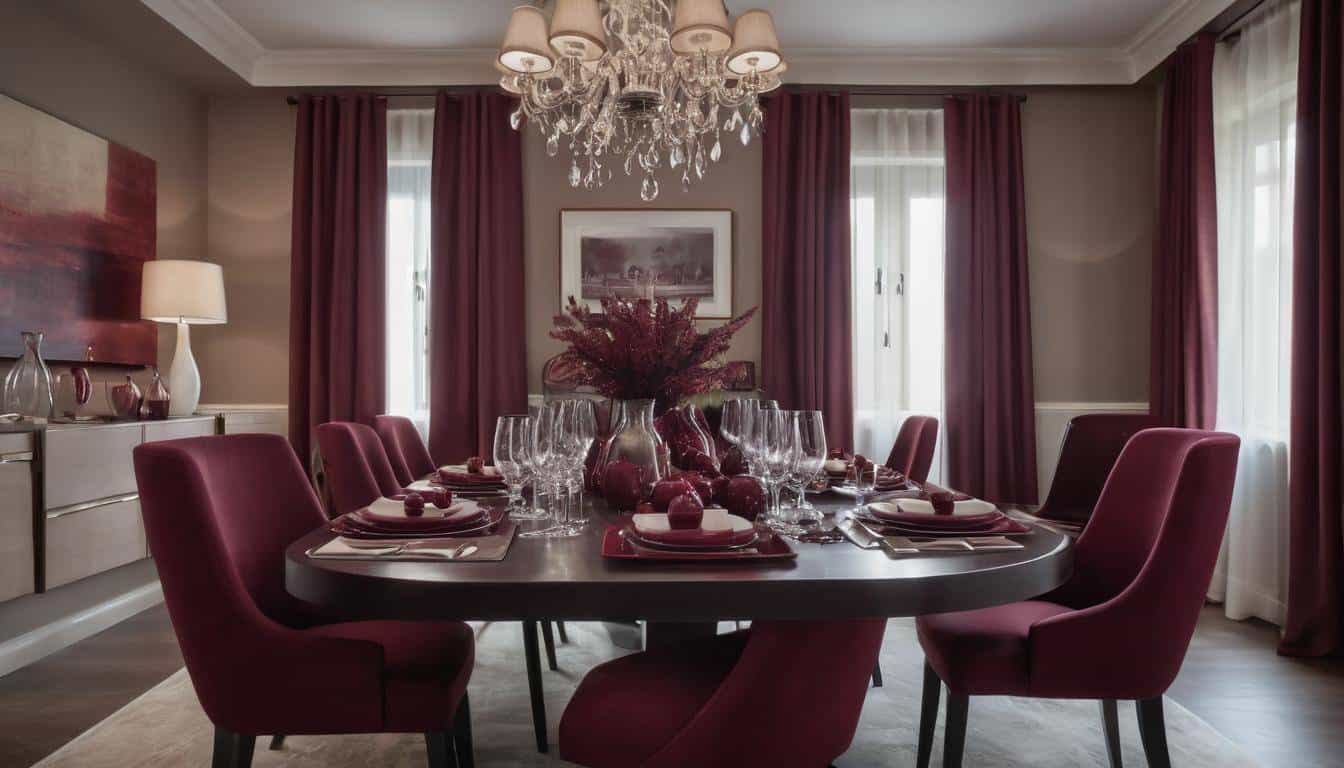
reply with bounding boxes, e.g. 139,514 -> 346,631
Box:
33,618 -> 1256,767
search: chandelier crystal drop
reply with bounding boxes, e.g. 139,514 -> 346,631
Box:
496,0 -> 786,200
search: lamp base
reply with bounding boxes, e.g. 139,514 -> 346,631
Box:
166,322 -> 200,417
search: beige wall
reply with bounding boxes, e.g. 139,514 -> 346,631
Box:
1022,85 -> 1158,404
195,93 -> 295,404
0,0 -> 208,371
191,86 -> 1156,408
522,130 -> 764,393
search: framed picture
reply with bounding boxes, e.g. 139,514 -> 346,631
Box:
560,209 -> 733,319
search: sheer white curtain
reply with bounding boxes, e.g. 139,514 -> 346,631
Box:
850,108 -> 946,480
386,109 -> 434,438
1209,0 -> 1299,625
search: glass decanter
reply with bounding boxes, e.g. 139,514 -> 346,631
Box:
2,331 -> 54,421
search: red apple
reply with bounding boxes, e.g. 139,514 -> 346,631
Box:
603,459 -> 645,512
667,493 -> 705,530
465,456 -> 485,474
720,445 -> 748,476
678,471 -> 715,505
723,476 -> 766,521
403,492 -> 426,516
430,489 -> 453,509
650,477 -> 696,513
711,475 -> 732,506
930,491 -> 955,516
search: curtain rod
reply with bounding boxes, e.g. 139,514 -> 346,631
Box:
285,86 -> 490,105
1215,0 -> 1273,43
285,84 -> 1028,106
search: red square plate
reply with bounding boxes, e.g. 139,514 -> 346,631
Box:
601,525 -> 797,562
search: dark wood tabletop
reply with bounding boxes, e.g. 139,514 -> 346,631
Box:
286,493 -> 1072,623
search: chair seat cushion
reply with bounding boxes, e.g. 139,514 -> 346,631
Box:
916,601 -> 1072,696
312,620 -> 475,732
559,631 -> 750,768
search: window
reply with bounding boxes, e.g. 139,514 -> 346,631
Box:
850,108 -> 946,478
1209,0 -> 1299,625
386,109 -> 434,437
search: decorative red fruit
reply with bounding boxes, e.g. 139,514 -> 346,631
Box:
650,478 -> 696,513
403,492 -> 426,517
723,476 -> 766,521
682,449 -> 720,476
711,475 -> 732,506
679,472 -> 715,505
465,456 -> 485,474
603,459 -> 645,512
720,445 -> 748,476
667,493 -> 705,530
430,490 -> 453,509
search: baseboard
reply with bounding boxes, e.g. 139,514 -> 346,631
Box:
0,581 -> 164,678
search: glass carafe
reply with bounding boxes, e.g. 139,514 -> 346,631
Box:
596,399 -> 671,500
2,331 -> 54,421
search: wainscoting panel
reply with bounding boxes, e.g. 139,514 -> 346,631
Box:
1034,402 -> 1150,500
200,404 -> 289,437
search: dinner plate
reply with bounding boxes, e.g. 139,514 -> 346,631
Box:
331,505 -> 505,539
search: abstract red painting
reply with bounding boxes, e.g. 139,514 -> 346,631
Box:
0,94 -> 157,365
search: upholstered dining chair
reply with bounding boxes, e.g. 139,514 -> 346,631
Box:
559,619 -> 886,768
375,414 -> 438,486
1036,413 -> 1159,524
885,415 -> 940,483
913,428 -> 1239,768
132,433 -> 476,768
316,421 -> 404,518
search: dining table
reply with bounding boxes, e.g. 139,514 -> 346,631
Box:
286,489 -> 1072,751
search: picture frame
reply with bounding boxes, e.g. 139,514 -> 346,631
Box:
559,209 -> 734,319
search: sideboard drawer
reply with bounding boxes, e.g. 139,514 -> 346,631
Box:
43,423 -> 142,510
143,417 -> 217,443
0,460 -> 35,602
45,497 -> 147,589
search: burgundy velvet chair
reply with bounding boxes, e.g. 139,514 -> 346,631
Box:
559,619 -> 886,768
885,415 -> 940,483
913,428 -> 1239,768
375,414 -> 438,486
132,434 -> 475,768
1037,412 -> 1159,524
316,421 -> 404,518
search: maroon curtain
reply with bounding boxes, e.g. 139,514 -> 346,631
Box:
428,91 -> 526,463
288,94 -> 387,469
1151,34 -> 1218,429
943,94 -> 1038,505
761,91 -> 853,451
1281,0 -> 1343,658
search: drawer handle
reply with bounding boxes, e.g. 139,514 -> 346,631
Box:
0,452 -> 33,464
47,493 -> 140,520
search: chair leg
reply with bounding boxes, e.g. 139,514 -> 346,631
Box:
1100,700 -> 1123,768
943,689 -> 969,768
915,661 -> 941,768
556,620 -> 569,643
424,731 -> 452,768
1136,697 -> 1171,768
452,692 -> 475,768
268,735 -> 285,751
541,620 -> 559,670
211,727 -> 255,768
871,661 -> 884,687
522,620 -> 549,753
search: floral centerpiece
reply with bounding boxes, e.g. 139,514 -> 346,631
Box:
550,295 -> 756,503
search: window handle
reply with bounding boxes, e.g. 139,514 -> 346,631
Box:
895,272 -> 905,296
875,267 -> 884,296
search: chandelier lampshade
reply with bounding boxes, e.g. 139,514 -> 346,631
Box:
497,0 -> 786,200
499,6 -> 555,74
727,9 -> 782,74
549,0 -> 608,61
671,0 -> 734,54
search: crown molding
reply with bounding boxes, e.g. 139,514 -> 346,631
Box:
142,0 -> 1237,89
138,0 -> 263,81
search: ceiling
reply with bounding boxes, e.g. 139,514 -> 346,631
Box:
141,0 -> 1240,87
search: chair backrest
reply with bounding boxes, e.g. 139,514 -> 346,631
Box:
646,619 -> 886,768
1037,413 -> 1159,522
885,415 -> 939,482
374,414 -> 436,485
1031,428 -> 1239,698
316,421 -> 402,518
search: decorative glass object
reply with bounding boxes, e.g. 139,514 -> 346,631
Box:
105,375 -> 142,421
144,366 -> 171,420
52,366 -> 92,421
596,399 -> 670,499
2,331 -> 54,421
497,1 -> 787,200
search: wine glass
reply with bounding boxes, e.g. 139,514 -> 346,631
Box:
739,399 -> 766,476
521,401 -> 565,537
564,399 -> 597,529
759,409 -> 799,529
787,411 -> 827,525
720,399 -> 746,449
494,415 -> 546,520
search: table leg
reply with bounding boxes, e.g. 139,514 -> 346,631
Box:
522,620 -> 548,753
643,621 -> 718,651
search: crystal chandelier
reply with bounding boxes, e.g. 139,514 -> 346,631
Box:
496,0 -> 787,200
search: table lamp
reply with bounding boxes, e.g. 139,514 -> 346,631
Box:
141,260 -> 227,417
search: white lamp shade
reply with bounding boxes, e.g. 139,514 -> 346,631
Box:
549,0 -> 607,61
141,260 -> 227,324
495,60 -> 525,93
727,9 -> 783,74
671,0 -> 733,54
499,6 -> 555,74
